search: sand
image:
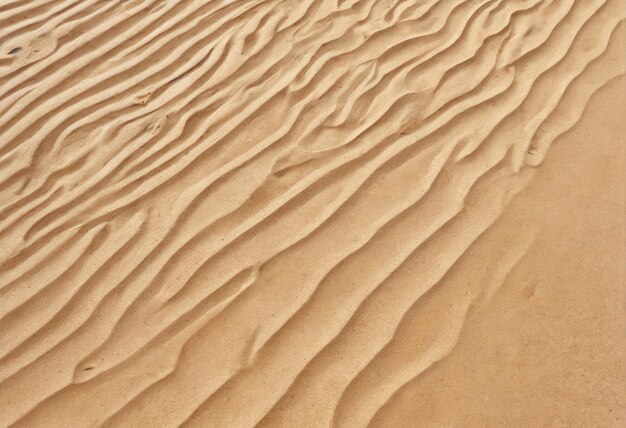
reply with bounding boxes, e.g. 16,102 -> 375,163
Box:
0,0 -> 624,427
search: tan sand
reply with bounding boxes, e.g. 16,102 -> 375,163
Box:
0,0 -> 624,427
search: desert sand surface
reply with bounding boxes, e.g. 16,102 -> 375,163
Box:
0,0 -> 624,427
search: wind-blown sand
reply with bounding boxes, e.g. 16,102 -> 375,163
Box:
0,0 -> 624,427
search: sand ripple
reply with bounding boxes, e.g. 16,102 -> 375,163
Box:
0,0 -> 623,426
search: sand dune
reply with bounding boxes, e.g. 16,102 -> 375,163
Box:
0,0 -> 624,426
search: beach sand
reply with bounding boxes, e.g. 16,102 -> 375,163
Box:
0,0 -> 624,426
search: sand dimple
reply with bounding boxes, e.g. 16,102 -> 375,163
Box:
0,0 -> 623,427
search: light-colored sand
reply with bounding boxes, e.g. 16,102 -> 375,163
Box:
0,0 -> 624,427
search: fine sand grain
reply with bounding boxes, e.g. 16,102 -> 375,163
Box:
0,0 -> 624,427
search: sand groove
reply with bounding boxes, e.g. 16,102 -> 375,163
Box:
0,0 -> 624,427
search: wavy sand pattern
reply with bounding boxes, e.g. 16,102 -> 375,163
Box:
0,0 -> 624,426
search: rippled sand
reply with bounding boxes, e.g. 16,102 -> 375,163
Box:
0,0 -> 624,426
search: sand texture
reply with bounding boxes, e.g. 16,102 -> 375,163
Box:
0,0 -> 624,426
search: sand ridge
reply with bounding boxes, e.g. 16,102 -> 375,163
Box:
0,0 -> 624,426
